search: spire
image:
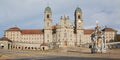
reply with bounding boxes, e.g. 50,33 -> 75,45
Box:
60,16 -> 63,19
64,14 -> 67,20
64,14 -> 67,18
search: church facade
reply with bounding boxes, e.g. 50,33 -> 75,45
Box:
1,6 -> 117,50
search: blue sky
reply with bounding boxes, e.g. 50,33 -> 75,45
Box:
0,0 -> 120,37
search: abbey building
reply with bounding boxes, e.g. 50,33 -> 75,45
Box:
0,6 -> 117,50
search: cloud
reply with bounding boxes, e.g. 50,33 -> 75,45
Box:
0,0 -> 120,37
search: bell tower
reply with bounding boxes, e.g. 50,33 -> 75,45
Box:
44,6 -> 52,29
74,7 -> 83,31
44,6 -> 53,44
74,7 -> 84,46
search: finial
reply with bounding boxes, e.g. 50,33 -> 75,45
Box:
60,16 -> 63,19
95,19 -> 100,29
105,26 -> 107,28
76,3 -> 79,7
96,20 -> 98,25
15,25 -> 17,27
64,14 -> 67,18
47,1 -> 50,7
67,16 -> 69,19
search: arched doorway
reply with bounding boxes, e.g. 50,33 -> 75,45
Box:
8,44 -> 10,49
64,41 -> 67,46
74,42 -> 77,46
42,47 -> 45,50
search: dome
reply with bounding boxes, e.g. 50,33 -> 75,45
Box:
44,6 -> 52,13
75,7 -> 82,13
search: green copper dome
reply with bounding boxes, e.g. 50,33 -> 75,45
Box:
75,7 -> 82,13
44,6 -> 52,13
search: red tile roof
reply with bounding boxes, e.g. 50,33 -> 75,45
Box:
102,27 -> 116,31
84,29 -> 94,34
6,27 -> 20,31
21,29 -> 43,34
52,25 -> 56,30
0,37 -> 12,42
40,43 -> 48,46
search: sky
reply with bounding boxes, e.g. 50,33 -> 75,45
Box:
0,0 -> 120,37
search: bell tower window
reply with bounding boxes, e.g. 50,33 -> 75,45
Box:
78,15 -> 80,19
47,14 -> 49,18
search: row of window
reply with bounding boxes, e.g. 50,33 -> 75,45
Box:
6,33 -> 43,36
21,38 -> 43,40
57,39 -> 75,41
56,30 -> 73,32
57,34 -> 73,37
13,46 -> 40,50
13,41 -> 41,44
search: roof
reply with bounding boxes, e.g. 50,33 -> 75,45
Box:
102,27 -> 116,32
75,7 -> 82,13
21,29 -> 43,34
0,37 -> 12,42
44,6 -> 52,13
6,27 -> 20,31
40,43 -> 48,46
84,29 -> 94,34
52,25 -> 56,30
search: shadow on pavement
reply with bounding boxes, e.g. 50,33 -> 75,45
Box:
6,56 -> 120,60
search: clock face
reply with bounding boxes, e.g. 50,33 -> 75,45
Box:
78,20 -> 82,23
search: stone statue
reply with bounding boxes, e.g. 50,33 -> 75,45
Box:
90,23 -> 106,53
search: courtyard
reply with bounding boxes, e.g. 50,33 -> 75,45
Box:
0,47 -> 120,60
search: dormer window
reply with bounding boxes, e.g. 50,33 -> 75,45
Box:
47,14 -> 49,18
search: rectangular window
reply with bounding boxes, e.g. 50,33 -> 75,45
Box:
47,34 -> 49,38
59,34 -> 60,37
64,33 -> 66,37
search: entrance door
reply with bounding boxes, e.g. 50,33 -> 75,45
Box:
64,41 -> 67,46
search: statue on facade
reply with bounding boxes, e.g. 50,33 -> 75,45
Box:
90,22 -> 106,53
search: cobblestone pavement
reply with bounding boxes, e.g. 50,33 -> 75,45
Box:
0,47 -> 120,60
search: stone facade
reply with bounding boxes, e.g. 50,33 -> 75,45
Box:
3,6 -> 117,50
0,37 -> 12,50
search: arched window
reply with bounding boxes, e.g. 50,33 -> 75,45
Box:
78,15 -> 80,19
25,47 -> 27,49
18,47 -> 20,49
31,47 -> 33,49
28,47 -> 30,49
47,14 -> 49,18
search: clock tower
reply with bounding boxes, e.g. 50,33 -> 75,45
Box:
74,7 -> 84,46
44,6 -> 53,45
74,7 -> 83,31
